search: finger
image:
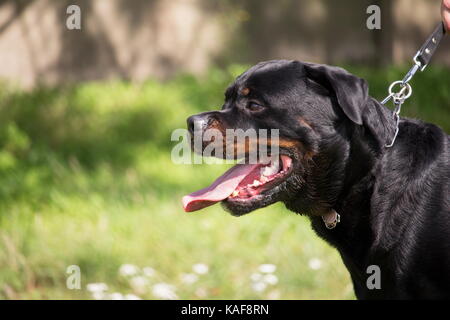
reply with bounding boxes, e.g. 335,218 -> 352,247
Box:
442,0 -> 450,31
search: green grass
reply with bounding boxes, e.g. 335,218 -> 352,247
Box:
0,64 -> 448,300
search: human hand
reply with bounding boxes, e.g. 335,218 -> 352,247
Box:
442,0 -> 450,31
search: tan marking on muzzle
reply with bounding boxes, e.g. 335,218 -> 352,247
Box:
278,138 -> 315,160
224,137 -> 314,160
206,119 -> 226,136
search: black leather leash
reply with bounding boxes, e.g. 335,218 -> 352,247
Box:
416,22 -> 446,69
403,22 -> 446,83
382,22 -> 447,148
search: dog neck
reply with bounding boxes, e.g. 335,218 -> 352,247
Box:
310,99 -> 396,266
288,97 -> 396,259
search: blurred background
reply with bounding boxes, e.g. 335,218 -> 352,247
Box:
0,0 -> 448,299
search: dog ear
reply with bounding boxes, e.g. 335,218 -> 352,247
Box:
303,62 -> 368,125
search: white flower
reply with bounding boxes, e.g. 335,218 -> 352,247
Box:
181,273 -> 199,285
119,264 -> 139,276
258,264 -> 277,273
129,276 -> 149,290
152,283 -> 178,300
125,294 -> 142,300
86,282 -> 108,293
266,289 -> 281,299
143,267 -> 156,277
250,272 -> 263,282
308,258 -> 323,270
263,274 -> 278,285
195,287 -> 207,298
251,281 -> 267,293
91,292 -> 106,300
192,263 -> 209,275
110,292 -> 125,300
201,220 -> 213,230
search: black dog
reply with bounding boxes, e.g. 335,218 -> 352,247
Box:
183,60 -> 450,299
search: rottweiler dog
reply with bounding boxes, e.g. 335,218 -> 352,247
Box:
183,60 -> 450,299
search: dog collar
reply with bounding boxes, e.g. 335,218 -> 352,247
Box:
321,209 -> 340,229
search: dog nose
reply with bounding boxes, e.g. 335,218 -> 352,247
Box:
187,114 -> 208,136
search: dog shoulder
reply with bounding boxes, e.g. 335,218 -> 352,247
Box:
370,118 -> 449,248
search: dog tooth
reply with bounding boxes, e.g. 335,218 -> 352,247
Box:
231,190 -> 239,197
262,163 -> 278,176
272,160 -> 279,170
253,180 -> 261,186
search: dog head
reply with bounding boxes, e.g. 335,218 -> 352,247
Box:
183,60 -> 388,216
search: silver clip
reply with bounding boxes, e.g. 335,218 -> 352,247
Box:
413,50 -> 427,72
383,82 -> 411,148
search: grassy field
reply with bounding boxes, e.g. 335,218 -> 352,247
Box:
0,64 -> 448,300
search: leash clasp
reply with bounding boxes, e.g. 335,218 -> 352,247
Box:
382,81 -> 411,148
380,22 -> 445,148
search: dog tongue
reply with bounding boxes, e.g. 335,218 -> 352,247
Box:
182,163 -> 259,212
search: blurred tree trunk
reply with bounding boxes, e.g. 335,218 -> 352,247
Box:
372,0 -> 394,66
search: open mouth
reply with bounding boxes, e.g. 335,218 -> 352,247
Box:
182,155 -> 293,212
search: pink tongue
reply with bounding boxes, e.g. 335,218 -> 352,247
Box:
182,163 -> 259,212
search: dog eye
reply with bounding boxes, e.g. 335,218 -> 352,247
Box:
246,101 -> 264,112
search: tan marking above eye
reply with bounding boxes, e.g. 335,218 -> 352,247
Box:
240,87 -> 250,96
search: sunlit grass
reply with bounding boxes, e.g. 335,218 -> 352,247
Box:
0,152 -> 353,299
